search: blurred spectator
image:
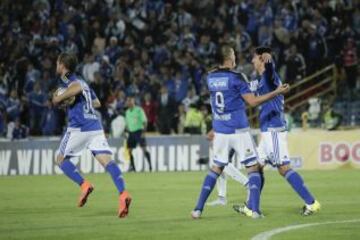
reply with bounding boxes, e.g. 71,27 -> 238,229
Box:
182,87 -> 199,112
41,100 -> 59,136
184,103 -> 204,135
6,90 -> 21,122
0,0 -> 358,135
324,107 -> 343,131
341,38 -> 358,93
157,86 -> 177,134
7,118 -> 29,140
176,104 -> 187,134
284,44 -> 306,84
27,82 -> 47,135
82,53 -> 100,83
142,93 -> 157,132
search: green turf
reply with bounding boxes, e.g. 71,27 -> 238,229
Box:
0,170 -> 359,240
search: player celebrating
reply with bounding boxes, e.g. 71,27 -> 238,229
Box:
191,45 -> 289,219
52,52 -> 131,218
234,47 -> 320,216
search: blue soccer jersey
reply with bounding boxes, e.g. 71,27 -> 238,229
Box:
207,68 -> 252,134
251,63 -> 286,132
61,73 -> 102,132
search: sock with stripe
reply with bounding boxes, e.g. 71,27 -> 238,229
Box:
247,172 -> 262,213
106,161 -> 125,193
284,169 -> 314,205
59,158 -> 84,186
195,170 -> 220,211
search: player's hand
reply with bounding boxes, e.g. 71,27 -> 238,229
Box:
261,53 -> 272,63
206,130 -> 214,141
52,94 -> 61,106
276,84 -> 290,94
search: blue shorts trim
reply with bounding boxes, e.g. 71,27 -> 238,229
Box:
91,150 -> 113,156
213,160 -> 228,167
242,156 -> 257,166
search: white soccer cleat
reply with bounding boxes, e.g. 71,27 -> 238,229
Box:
207,197 -> 227,206
302,200 -> 321,216
191,210 -> 202,219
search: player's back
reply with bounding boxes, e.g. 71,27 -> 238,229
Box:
62,73 -> 102,132
207,68 -> 251,134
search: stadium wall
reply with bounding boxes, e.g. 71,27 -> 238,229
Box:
0,130 -> 359,176
0,136 -> 209,176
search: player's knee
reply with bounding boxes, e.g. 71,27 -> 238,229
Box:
246,163 -> 260,174
211,165 -> 224,175
95,154 -> 112,167
277,164 -> 290,176
55,154 -> 65,165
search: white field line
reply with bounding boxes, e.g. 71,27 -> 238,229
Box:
251,219 -> 360,240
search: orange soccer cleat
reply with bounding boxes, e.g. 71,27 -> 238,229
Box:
78,180 -> 94,207
118,191 -> 132,218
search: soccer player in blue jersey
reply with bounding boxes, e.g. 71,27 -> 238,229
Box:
191,45 -> 289,219
234,47 -> 320,216
52,53 -> 131,218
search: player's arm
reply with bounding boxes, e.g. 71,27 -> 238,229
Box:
92,98 -> 101,108
91,88 -> 101,108
140,108 -> 148,130
242,84 -> 290,107
262,53 -> 277,85
52,82 -> 82,105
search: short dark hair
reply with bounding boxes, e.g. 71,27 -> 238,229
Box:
255,46 -> 272,55
58,52 -> 78,72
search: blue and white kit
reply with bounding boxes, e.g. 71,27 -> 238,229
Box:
58,73 -> 112,157
250,62 -> 290,166
207,68 -> 258,168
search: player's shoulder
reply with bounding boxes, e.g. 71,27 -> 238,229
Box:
208,67 -> 248,81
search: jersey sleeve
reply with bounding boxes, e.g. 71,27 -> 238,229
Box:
234,73 -> 252,95
90,89 -> 98,100
264,62 -> 279,86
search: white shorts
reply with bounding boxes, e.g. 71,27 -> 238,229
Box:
258,131 -> 290,166
58,129 -> 112,157
213,130 -> 258,167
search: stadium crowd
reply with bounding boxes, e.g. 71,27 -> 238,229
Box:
0,0 -> 359,139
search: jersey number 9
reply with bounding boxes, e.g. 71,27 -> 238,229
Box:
215,92 -> 225,113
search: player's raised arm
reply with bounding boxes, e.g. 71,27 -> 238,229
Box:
242,84 -> 289,107
252,47 -> 278,86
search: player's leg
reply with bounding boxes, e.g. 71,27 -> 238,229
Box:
90,132 -> 131,218
139,132 -> 152,172
275,131 -> 320,215
232,131 -> 263,218
207,173 -> 227,206
208,148 -> 248,206
223,162 -> 249,186
191,133 -> 228,219
257,135 -> 268,193
56,131 -> 94,207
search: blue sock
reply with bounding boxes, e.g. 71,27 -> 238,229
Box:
59,158 -> 84,186
284,169 -> 315,205
106,161 -> 125,193
195,170 -> 219,211
260,170 -> 265,193
247,172 -> 262,213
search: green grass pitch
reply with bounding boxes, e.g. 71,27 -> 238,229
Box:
0,170 -> 359,240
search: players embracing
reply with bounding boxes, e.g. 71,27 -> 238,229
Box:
191,45 -> 289,219
233,47 -> 320,216
52,52 -> 131,218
